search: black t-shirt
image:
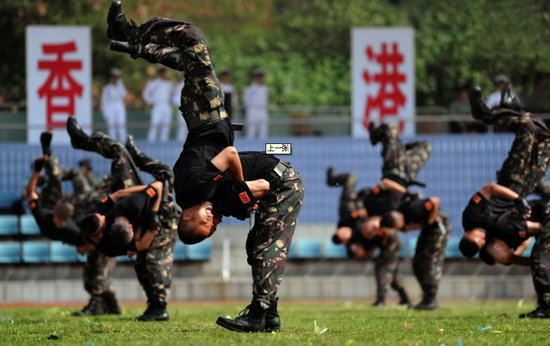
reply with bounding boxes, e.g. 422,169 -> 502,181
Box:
29,199 -> 83,246
210,152 -> 280,219
173,119 -> 234,209
362,187 -> 404,217
492,209 -> 531,249
400,198 -> 433,225
94,188 -> 157,257
462,192 -> 513,232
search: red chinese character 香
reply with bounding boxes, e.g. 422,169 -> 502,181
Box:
37,41 -> 83,130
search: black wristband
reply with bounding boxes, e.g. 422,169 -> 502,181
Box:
97,195 -> 115,214
232,181 -> 256,209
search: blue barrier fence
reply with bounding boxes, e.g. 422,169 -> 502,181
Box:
0,133 -> 523,244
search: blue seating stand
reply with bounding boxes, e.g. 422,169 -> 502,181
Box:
0,215 -> 19,235
173,241 -> 187,261
289,239 -> 322,259
20,214 -> 41,235
22,241 -> 50,263
324,240 -> 348,258
186,240 -> 212,260
50,242 -> 77,262
0,242 -> 21,263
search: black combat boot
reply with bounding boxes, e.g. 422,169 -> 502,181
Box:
499,83 -> 524,112
66,116 -> 93,150
136,300 -> 169,322
107,0 -> 137,41
40,132 -> 52,156
519,307 -> 550,319
413,294 -> 438,310
73,295 -> 106,316
110,40 -> 141,58
368,121 -> 380,145
103,292 -> 122,315
469,87 -> 494,124
326,167 -> 351,187
216,300 -> 268,332
372,297 -> 386,307
396,288 -> 411,306
265,297 -> 281,332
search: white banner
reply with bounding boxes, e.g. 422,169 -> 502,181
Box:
26,26 -> 92,144
351,27 -> 415,138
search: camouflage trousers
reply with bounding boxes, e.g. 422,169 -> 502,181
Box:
378,124 -> 432,182
77,132 -> 179,304
412,213 -> 451,299
129,149 -> 174,192
83,250 -> 117,296
375,230 -> 406,300
496,113 -> 550,197
128,17 -> 224,121
134,222 -> 177,306
530,222 -> 550,310
38,155 -> 63,209
246,166 -> 305,306
335,172 -> 364,219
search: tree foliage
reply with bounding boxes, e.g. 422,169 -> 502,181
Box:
1,0 -> 549,108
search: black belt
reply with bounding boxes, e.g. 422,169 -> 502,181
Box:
184,108 -> 228,130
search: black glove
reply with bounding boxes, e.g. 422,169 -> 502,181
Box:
147,211 -> 161,231
514,197 -> 531,216
33,158 -> 45,172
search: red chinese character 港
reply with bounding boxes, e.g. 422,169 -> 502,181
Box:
362,42 -> 407,132
37,41 -> 83,130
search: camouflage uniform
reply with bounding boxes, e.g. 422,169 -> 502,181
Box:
39,155 -> 64,209
246,166 -> 305,305
530,220 -> 550,312
374,230 -> 408,304
374,124 -> 432,184
36,151 -> 119,311
129,147 -> 178,308
76,132 -> 178,310
326,171 -> 365,220
125,17 -> 226,129
481,111 -> 550,197
412,213 -> 451,302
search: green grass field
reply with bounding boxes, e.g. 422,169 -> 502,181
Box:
0,300 -> 548,345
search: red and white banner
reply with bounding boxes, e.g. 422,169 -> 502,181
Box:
351,27 -> 415,138
26,26 -> 92,144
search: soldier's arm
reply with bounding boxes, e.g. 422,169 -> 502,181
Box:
480,182 -> 519,200
77,243 -> 95,254
427,197 -> 440,225
245,179 -> 270,200
379,178 -> 407,194
513,237 -> 532,256
110,185 -> 148,202
211,146 -> 244,182
134,228 -> 160,252
486,239 -> 530,266
348,243 -> 376,259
